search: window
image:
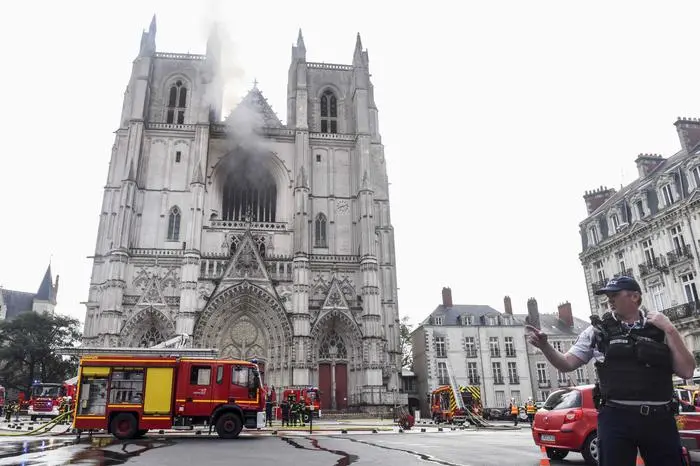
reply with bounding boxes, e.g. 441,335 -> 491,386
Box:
437,362 -> 448,385
642,239 -> 655,264
166,80 -> 188,124
314,213 -> 327,248
543,389 -> 581,410
433,316 -> 443,326
539,390 -> 550,402
575,367 -> 586,383
167,207 -> 181,241
492,362 -> 503,384
495,390 -> 506,408
465,336 -> 477,357
222,168 -> 277,222
109,369 -> 145,404
507,362 -> 519,384
536,363 -> 548,383
552,341 -> 563,352
588,225 -> 599,245
488,316 -> 497,325
670,225 -> 687,255
489,337 -> 500,358
190,366 -> 211,385
692,166 -> 700,189
467,362 -> 479,384
635,200 -> 645,219
435,337 -> 446,358
175,151 -> 182,163
682,273 -> 699,304
231,365 -> 253,387
594,261 -> 605,282
316,154 -> 321,163
557,371 -> 568,384
649,283 -> 666,311
320,90 -> 338,133
216,365 -> 224,384
610,213 -> 620,232
618,254 -> 627,274
511,390 -> 521,405
505,336 -> 516,357
662,184 -> 675,206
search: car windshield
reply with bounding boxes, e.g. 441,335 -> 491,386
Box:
31,385 -> 61,398
543,389 -> 581,410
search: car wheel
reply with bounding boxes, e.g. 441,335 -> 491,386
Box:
546,448 -> 569,460
581,432 -> 599,465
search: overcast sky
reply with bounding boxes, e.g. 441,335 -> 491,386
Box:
1,0 -> 699,329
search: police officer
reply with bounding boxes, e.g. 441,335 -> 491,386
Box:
526,276 -> 695,465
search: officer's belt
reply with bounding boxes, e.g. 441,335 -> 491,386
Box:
604,400 -> 674,416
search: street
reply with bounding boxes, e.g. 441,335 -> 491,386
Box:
0,427 -> 591,465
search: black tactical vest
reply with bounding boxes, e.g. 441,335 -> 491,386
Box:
591,311 -> 674,402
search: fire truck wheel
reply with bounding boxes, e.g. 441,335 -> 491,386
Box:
215,412 -> 243,439
110,413 -> 138,440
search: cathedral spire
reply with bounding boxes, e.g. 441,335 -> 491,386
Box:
297,29 -> 306,52
292,28 -> 306,61
149,14 -> 157,35
139,14 -> 157,57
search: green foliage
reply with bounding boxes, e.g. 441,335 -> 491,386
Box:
0,312 -> 81,393
400,315 -> 413,370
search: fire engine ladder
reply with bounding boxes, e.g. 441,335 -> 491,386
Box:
445,360 -> 492,428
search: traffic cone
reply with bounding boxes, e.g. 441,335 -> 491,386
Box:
636,452 -> 644,465
539,445 -> 550,465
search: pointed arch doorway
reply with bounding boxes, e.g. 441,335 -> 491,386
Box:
318,328 -> 348,411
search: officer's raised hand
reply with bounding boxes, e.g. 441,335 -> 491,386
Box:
525,325 -> 548,348
645,310 -> 673,333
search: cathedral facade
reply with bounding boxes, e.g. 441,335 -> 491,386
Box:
82,17 -> 402,409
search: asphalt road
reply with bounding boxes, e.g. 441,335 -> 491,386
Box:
0,428 -> 591,466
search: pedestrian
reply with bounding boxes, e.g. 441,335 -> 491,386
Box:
526,276 -> 695,466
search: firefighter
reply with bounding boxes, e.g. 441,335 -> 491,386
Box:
281,400 -> 289,427
525,397 -> 537,426
4,401 -> 13,422
508,398 -> 519,426
265,399 -> 273,427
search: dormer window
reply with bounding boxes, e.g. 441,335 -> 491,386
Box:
609,213 -> 620,233
635,200 -> 645,220
488,316 -> 497,326
690,165 -> 700,190
588,225 -> 599,245
661,183 -> 676,206
433,316 -> 444,326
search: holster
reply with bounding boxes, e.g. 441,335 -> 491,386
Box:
593,383 -> 604,410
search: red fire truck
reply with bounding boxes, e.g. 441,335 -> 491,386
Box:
28,379 -> 77,420
282,386 -> 321,419
73,355 -> 266,440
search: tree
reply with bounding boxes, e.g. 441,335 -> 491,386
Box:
0,312 -> 81,393
400,315 -> 414,370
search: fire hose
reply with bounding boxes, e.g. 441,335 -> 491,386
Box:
0,411 -> 73,437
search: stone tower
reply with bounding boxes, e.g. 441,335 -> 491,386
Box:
82,19 -> 401,410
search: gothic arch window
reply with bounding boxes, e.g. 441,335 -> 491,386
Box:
320,90 -> 338,134
168,207 -> 181,241
319,329 -> 347,359
140,326 -> 165,347
166,80 -> 188,124
315,213 -> 327,248
222,167 -> 277,222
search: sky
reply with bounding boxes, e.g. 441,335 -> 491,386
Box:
1,0 -> 700,330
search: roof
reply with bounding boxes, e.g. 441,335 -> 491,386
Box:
0,289 -> 35,320
35,265 -> 53,301
225,87 -> 283,128
584,149 -> 686,221
513,312 -> 591,336
419,304 -> 508,326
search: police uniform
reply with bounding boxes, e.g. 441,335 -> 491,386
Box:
567,276 -> 684,466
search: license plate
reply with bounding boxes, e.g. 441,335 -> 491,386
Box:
541,434 -> 556,442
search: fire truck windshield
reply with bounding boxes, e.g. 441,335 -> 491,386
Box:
31,385 -> 61,398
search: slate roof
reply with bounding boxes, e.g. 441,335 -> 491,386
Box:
419,304 -> 508,326
225,87 -> 283,128
513,313 -> 591,336
35,265 -> 53,301
1,289 -> 35,320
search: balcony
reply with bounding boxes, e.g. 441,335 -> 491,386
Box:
667,244 -> 694,266
662,301 -> 700,322
613,268 -> 634,279
468,376 -> 481,385
592,278 -> 608,293
509,376 -> 520,384
638,256 -> 669,277
538,380 -> 551,388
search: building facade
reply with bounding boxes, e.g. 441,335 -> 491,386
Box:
0,265 -> 59,321
82,18 -> 401,409
515,298 -> 596,402
411,288 -> 534,416
579,118 -> 700,362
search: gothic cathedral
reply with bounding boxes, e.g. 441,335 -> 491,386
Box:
82,17 -> 401,409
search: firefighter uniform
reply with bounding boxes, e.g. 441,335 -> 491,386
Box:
525,399 -> 537,425
509,399 -> 519,426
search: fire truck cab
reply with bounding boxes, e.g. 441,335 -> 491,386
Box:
28,380 -> 76,420
73,355 -> 266,440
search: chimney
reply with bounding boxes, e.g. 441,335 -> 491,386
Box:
526,297 -> 540,329
675,117 -> 700,153
442,287 -> 453,307
634,153 -> 665,178
503,296 -> 513,315
558,301 -> 574,328
583,185 -> 616,215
